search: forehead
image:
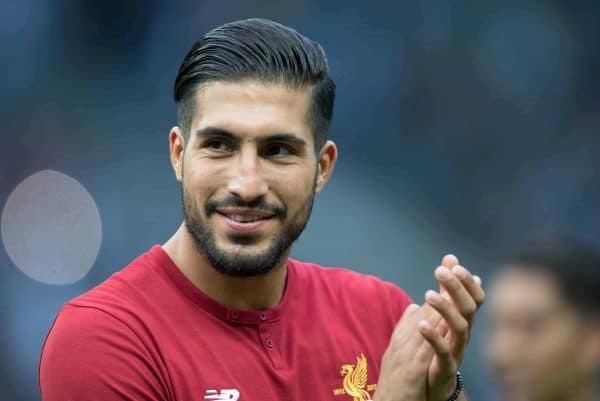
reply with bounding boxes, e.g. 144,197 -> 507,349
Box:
191,80 -> 313,141
489,267 -> 566,316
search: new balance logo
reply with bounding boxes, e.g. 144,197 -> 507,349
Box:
204,389 -> 240,400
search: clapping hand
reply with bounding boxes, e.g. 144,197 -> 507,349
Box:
373,255 -> 485,401
419,255 -> 485,401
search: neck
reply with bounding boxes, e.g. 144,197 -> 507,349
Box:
162,223 -> 289,310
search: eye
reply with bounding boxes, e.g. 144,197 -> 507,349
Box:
520,313 -> 547,334
264,143 -> 294,157
203,138 -> 233,153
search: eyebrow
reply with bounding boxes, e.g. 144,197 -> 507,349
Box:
194,126 -> 307,146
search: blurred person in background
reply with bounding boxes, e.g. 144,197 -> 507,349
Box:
39,18 -> 484,401
487,236 -> 600,401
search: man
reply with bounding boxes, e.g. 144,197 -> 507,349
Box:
40,18 -> 484,401
487,236 -> 600,401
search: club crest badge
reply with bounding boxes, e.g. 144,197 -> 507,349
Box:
333,353 -> 377,401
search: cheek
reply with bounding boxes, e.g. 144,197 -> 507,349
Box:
272,167 -> 315,201
532,360 -> 579,400
527,323 -> 582,388
185,160 -> 222,194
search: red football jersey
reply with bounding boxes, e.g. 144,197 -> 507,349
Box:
39,245 -> 412,401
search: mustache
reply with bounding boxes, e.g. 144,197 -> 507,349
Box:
205,196 -> 286,217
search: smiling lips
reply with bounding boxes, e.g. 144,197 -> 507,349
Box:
216,207 -> 276,233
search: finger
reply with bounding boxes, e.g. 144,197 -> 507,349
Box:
437,318 -> 449,337
392,304 -> 420,336
421,301 -> 443,322
418,319 -> 454,372
405,303 -> 420,315
441,254 -> 459,269
400,303 -> 420,323
425,290 -> 469,353
434,266 -> 478,322
451,265 -> 486,308
439,255 -> 459,296
421,301 -> 449,338
414,328 -> 435,365
390,304 -> 425,349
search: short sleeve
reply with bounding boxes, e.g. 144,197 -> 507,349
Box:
387,283 -> 414,322
39,304 -> 170,401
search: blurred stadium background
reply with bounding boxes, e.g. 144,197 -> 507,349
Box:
1,1 -> 599,400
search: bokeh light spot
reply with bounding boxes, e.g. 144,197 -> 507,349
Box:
1,170 -> 102,285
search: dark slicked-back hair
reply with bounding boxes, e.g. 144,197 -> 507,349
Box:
501,235 -> 600,317
173,18 -> 335,152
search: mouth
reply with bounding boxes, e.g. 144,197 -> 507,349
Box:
215,207 -> 276,233
220,214 -> 269,223
495,369 -> 533,396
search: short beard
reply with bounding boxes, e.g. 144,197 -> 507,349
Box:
181,174 -> 316,277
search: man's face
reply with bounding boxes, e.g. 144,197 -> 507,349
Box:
175,80 -> 332,277
486,268 -> 593,401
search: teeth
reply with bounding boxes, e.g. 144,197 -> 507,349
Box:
227,214 -> 263,222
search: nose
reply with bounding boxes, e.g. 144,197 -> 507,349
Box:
227,146 -> 269,202
487,327 -> 522,370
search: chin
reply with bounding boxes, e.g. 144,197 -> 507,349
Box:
206,238 -> 288,277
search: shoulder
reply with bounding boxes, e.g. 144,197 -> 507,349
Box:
289,257 -> 410,295
42,245 -> 164,345
68,245 -> 168,316
288,258 -> 413,315
40,304 -> 168,400
41,303 -> 143,358
42,245 -> 169,366
40,246 -> 171,400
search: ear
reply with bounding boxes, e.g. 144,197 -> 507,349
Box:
315,140 -> 338,194
169,127 -> 186,182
